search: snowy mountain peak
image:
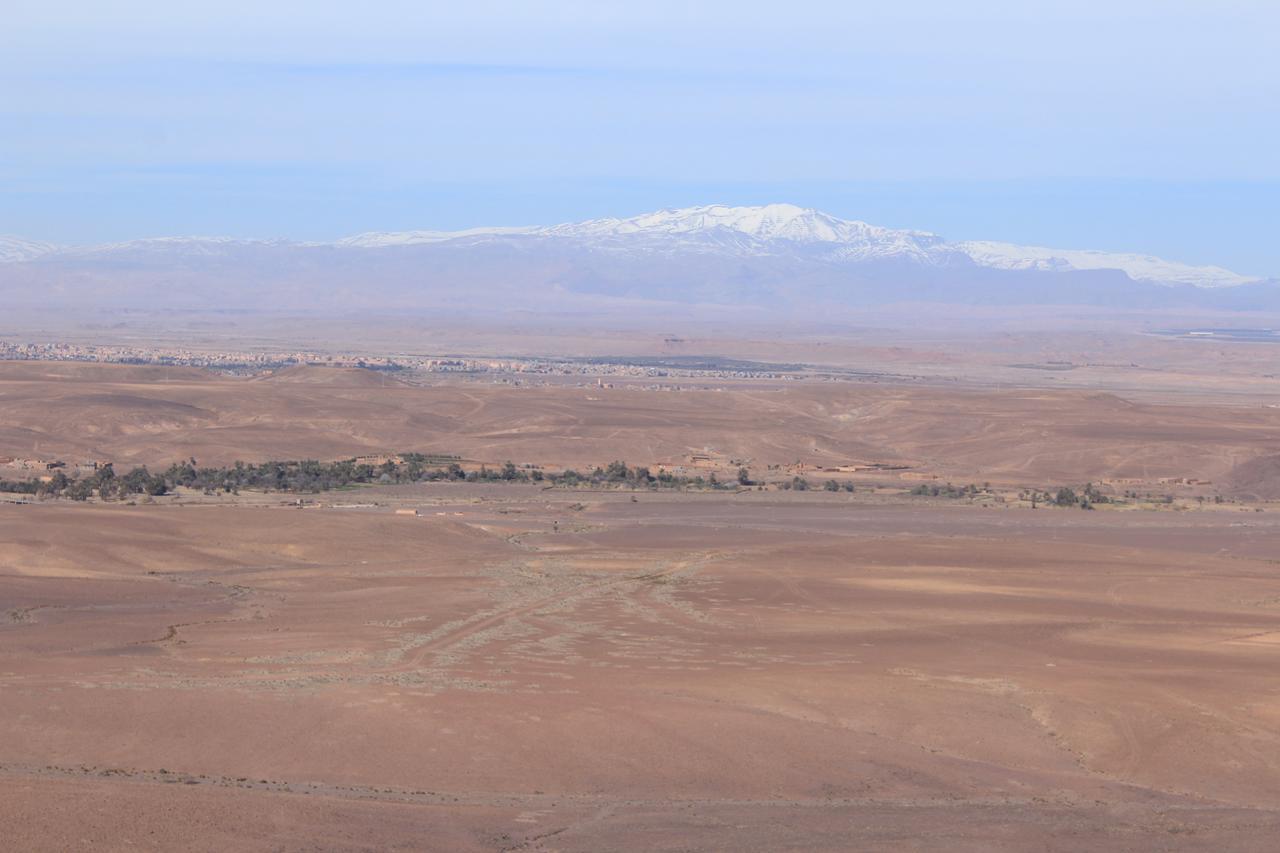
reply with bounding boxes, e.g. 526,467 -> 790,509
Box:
0,205 -> 1266,290
540,203 -> 941,245
534,204 -> 1258,287
0,236 -> 59,263
337,225 -> 539,249
956,240 -> 1260,289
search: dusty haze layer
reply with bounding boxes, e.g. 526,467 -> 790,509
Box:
3,205 -> 1278,315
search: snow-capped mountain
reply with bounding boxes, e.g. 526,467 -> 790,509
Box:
541,203 -> 939,245
336,204 -> 957,262
323,204 -> 1260,288
337,225 -> 538,248
54,236 -> 304,259
0,236 -> 59,263
2,205 -> 1274,314
957,240 -> 1257,290
548,204 -> 1262,286
537,204 -> 963,266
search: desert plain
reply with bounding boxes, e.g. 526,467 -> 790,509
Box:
3,331 -> 1280,851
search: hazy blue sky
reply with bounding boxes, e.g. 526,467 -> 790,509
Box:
4,1 -> 1278,274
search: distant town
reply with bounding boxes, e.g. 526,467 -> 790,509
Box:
0,339 -> 832,383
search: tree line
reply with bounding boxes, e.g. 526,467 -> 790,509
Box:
0,456 -> 738,500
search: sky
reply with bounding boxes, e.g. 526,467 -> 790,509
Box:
3,1 -> 1278,275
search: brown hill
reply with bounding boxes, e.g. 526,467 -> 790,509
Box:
1224,453 -> 1280,500
3,362 -> 1279,488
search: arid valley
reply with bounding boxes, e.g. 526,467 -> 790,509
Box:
8,4 -> 1280,848
3,330 -> 1280,851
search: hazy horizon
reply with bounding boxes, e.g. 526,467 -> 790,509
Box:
5,1 -> 1279,275
9,8 -> 1280,850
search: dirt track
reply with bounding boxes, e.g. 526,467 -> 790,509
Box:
4,489 -> 1280,850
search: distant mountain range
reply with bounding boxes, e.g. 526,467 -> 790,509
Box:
3,204 -> 1276,314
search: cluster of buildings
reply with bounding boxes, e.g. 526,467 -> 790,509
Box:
0,341 -> 404,372
486,359 -> 791,381
0,457 -> 109,480
1100,476 -> 1212,488
0,340 -> 800,383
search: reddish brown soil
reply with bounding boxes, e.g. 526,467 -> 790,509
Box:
3,361 -> 1280,490
4,490 -> 1280,850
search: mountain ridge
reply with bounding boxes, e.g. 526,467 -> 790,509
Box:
3,203 -> 1262,290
